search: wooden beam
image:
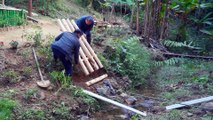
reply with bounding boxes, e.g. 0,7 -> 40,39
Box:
83,90 -> 147,116
166,96 -> 213,110
86,74 -> 108,86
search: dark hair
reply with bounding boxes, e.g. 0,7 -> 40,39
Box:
86,16 -> 94,22
74,29 -> 83,36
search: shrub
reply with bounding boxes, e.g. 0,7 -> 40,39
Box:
0,99 -> 17,120
104,36 -> 152,86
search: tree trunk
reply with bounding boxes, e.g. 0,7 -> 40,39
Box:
2,0 -> 4,5
136,0 -> 140,34
130,5 -> 135,29
28,0 -> 32,17
160,0 -> 169,40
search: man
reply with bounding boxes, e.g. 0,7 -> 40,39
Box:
76,15 -> 94,44
51,30 -> 83,76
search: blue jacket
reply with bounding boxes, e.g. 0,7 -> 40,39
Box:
51,32 -> 80,64
76,16 -> 94,35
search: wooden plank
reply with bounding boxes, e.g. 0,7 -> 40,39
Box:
83,90 -> 147,116
71,20 -> 103,68
86,74 -> 108,86
166,96 -> 213,110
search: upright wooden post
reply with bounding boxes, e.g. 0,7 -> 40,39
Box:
28,0 -> 32,17
2,0 -> 5,6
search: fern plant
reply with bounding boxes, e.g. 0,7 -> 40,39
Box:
163,39 -> 201,49
154,58 -> 184,67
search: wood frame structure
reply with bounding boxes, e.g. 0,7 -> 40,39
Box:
57,19 -> 103,76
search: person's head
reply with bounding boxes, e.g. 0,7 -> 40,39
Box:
85,16 -> 94,25
74,29 -> 83,38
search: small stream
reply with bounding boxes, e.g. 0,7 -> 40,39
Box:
91,86 -> 159,119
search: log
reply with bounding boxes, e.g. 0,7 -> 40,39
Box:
83,90 -> 147,116
86,74 -> 108,86
166,96 -> 213,110
71,20 -> 103,68
163,52 -> 213,60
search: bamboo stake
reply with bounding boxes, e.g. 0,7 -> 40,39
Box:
166,96 -> 213,110
86,74 -> 108,86
71,20 -> 103,68
83,90 -> 147,116
62,19 -> 71,32
66,19 -> 75,31
70,20 -> 99,70
57,19 -> 90,75
57,19 -> 66,31
79,48 -> 94,73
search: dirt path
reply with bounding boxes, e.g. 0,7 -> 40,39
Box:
0,17 -> 61,48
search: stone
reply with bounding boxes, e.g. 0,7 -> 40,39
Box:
125,96 -> 137,105
201,102 -> 213,112
77,115 -> 89,120
39,91 -> 45,100
96,86 -> 110,96
187,112 -> 193,117
120,93 -> 128,98
139,100 -> 155,108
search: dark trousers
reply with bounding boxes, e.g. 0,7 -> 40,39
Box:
51,48 -> 72,76
86,32 -> 91,44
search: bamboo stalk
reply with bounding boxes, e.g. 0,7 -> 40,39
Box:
62,19 -> 71,32
86,74 -> 108,86
166,96 -> 213,110
66,19 -> 75,31
71,20 -> 103,68
83,90 -> 147,116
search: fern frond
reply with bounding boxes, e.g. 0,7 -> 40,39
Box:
163,40 -> 201,49
154,58 -> 183,67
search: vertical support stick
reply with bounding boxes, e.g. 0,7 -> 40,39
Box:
28,0 -> 32,17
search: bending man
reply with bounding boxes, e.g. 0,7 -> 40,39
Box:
76,15 -> 94,44
51,30 -> 83,76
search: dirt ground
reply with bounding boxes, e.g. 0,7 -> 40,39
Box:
0,17 -> 60,48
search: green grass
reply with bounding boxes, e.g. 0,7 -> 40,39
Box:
0,99 -> 17,120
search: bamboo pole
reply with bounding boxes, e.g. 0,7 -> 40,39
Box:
57,19 -> 66,31
66,19 -> 75,31
83,90 -> 147,116
86,74 -> 108,86
71,20 -> 103,68
62,19 -> 71,32
57,19 -> 90,75
166,96 -> 213,110
70,20 -> 99,70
